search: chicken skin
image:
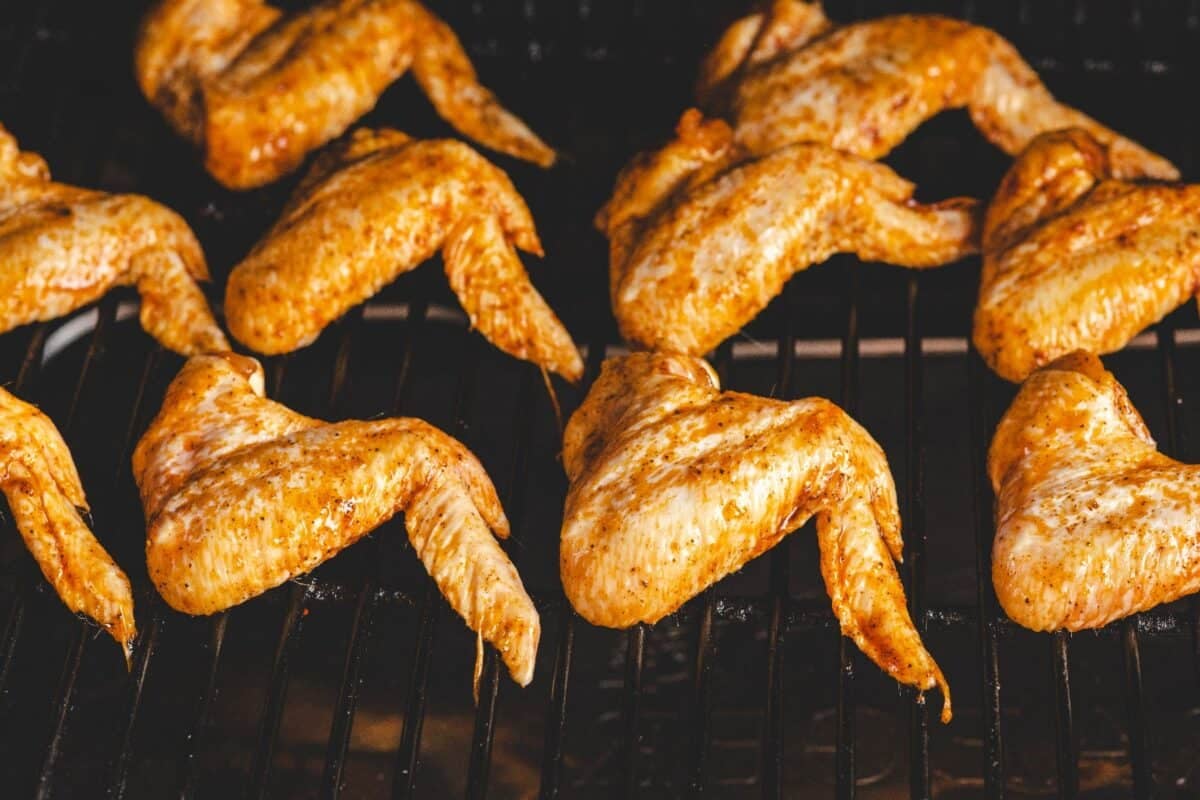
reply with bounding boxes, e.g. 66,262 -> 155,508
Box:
697,0 -> 1176,181
974,129 -> 1200,383
0,388 -> 135,662
990,351 -> 1200,631
561,352 -> 950,721
132,353 -> 539,685
135,0 -> 555,189
597,110 -> 978,356
0,126 -> 228,356
226,128 -> 582,381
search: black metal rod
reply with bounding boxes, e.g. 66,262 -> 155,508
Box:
904,276 -> 931,800
621,623 -> 646,799
967,351 -> 1005,799
835,262 -> 860,800
320,299 -> 428,799
1050,631 -> 1079,800
1121,620 -> 1151,799
392,332 -> 483,799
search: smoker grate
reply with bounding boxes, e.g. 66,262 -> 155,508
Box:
2,1 -> 1200,798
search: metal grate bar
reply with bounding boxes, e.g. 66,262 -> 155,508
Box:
904,275 -> 931,800
537,339 -> 606,800
1051,632 -> 1079,799
176,357 -> 289,799
392,332 -> 485,799
761,283 -> 799,800
320,299 -> 429,799
835,263 -> 861,800
968,351 -> 1005,799
247,310 -> 364,797
620,622 -> 646,798
465,363 -> 542,799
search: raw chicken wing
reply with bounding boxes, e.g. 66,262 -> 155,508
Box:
975,129 -> 1200,382
0,387 -> 135,661
0,125 -> 228,356
132,353 -> 539,685
597,110 -> 978,356
135,0 -> 555,189
226,128 -> 581,381
990,351 -> 1200,631
561,352 -> 950,720
698,0 -> 1176,180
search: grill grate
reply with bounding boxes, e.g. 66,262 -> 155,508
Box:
1,1 -> 1199,798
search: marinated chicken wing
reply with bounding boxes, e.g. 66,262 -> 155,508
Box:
0,126 -> 228,356
561,352 -> 950,720
132,353 -> 539,685
226,128 -> 582,381
0,387 -> 135,661
990,351 -> 1200,630
974,129 -> 1200,382
597,110 -> 978,356
698,0 -> 1176,181
135,0 -> 555,189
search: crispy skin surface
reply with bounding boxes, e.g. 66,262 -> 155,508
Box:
225,128 -> 581,380
562,352 -> 950,721
989,351 -> 1200,631
597,110 -> 978,356
698,0 -> 1176,180
974,129 -> 1200,382
135,0 -> 555,189
132,353 -> 539,685
0,388 -> 135,661
0,126 -> 227,356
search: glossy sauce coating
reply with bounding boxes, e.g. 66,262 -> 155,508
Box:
132,353 -> 539,685
975,129 -> 1200,382
225,128 -> 581,380
135,0 -> 554,189
561,352 -> 950,721
0,387 -> 135,661
0,125 -> 227,356
699,0 -> 1176,180
989,351 -> 1200,631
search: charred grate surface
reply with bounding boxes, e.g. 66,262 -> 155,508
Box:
0,1 -> 1199,798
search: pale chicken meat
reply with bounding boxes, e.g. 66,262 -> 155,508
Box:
597,110 -> 978,356
0,125 -> 228,356
561,352 -> 950,720
226,128 -> 582,381
975,129 -> 1200,382
135,0 -> 555,189
698,0 -> 1176,181
990,351 -> 1200,631
0,387 -> 135,662
132,353 -> 539,685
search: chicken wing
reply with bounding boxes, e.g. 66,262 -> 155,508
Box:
561,352 -> 950,720
974,129 -> 1200,382
132,353 -> 539,685
225,128 -> 582,381
597,110 -> 978,356
0,125 -> 228,356
0,387 -> 135,662
990,350 -> 1200,631
698,0 -> 1176,181
135,0 -> 555,189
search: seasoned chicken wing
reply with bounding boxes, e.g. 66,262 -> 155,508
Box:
597,110 -> 978,356
0,126 -> 228,356
132,353 -> 539,685
974,129 -> 1200,382
561,352 -> 950,720
226,128 -> 582,381
135,0 -> 555,189
698,0 -> 1176,181
990,351 -> 1200,631
0,387 -> 135,661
